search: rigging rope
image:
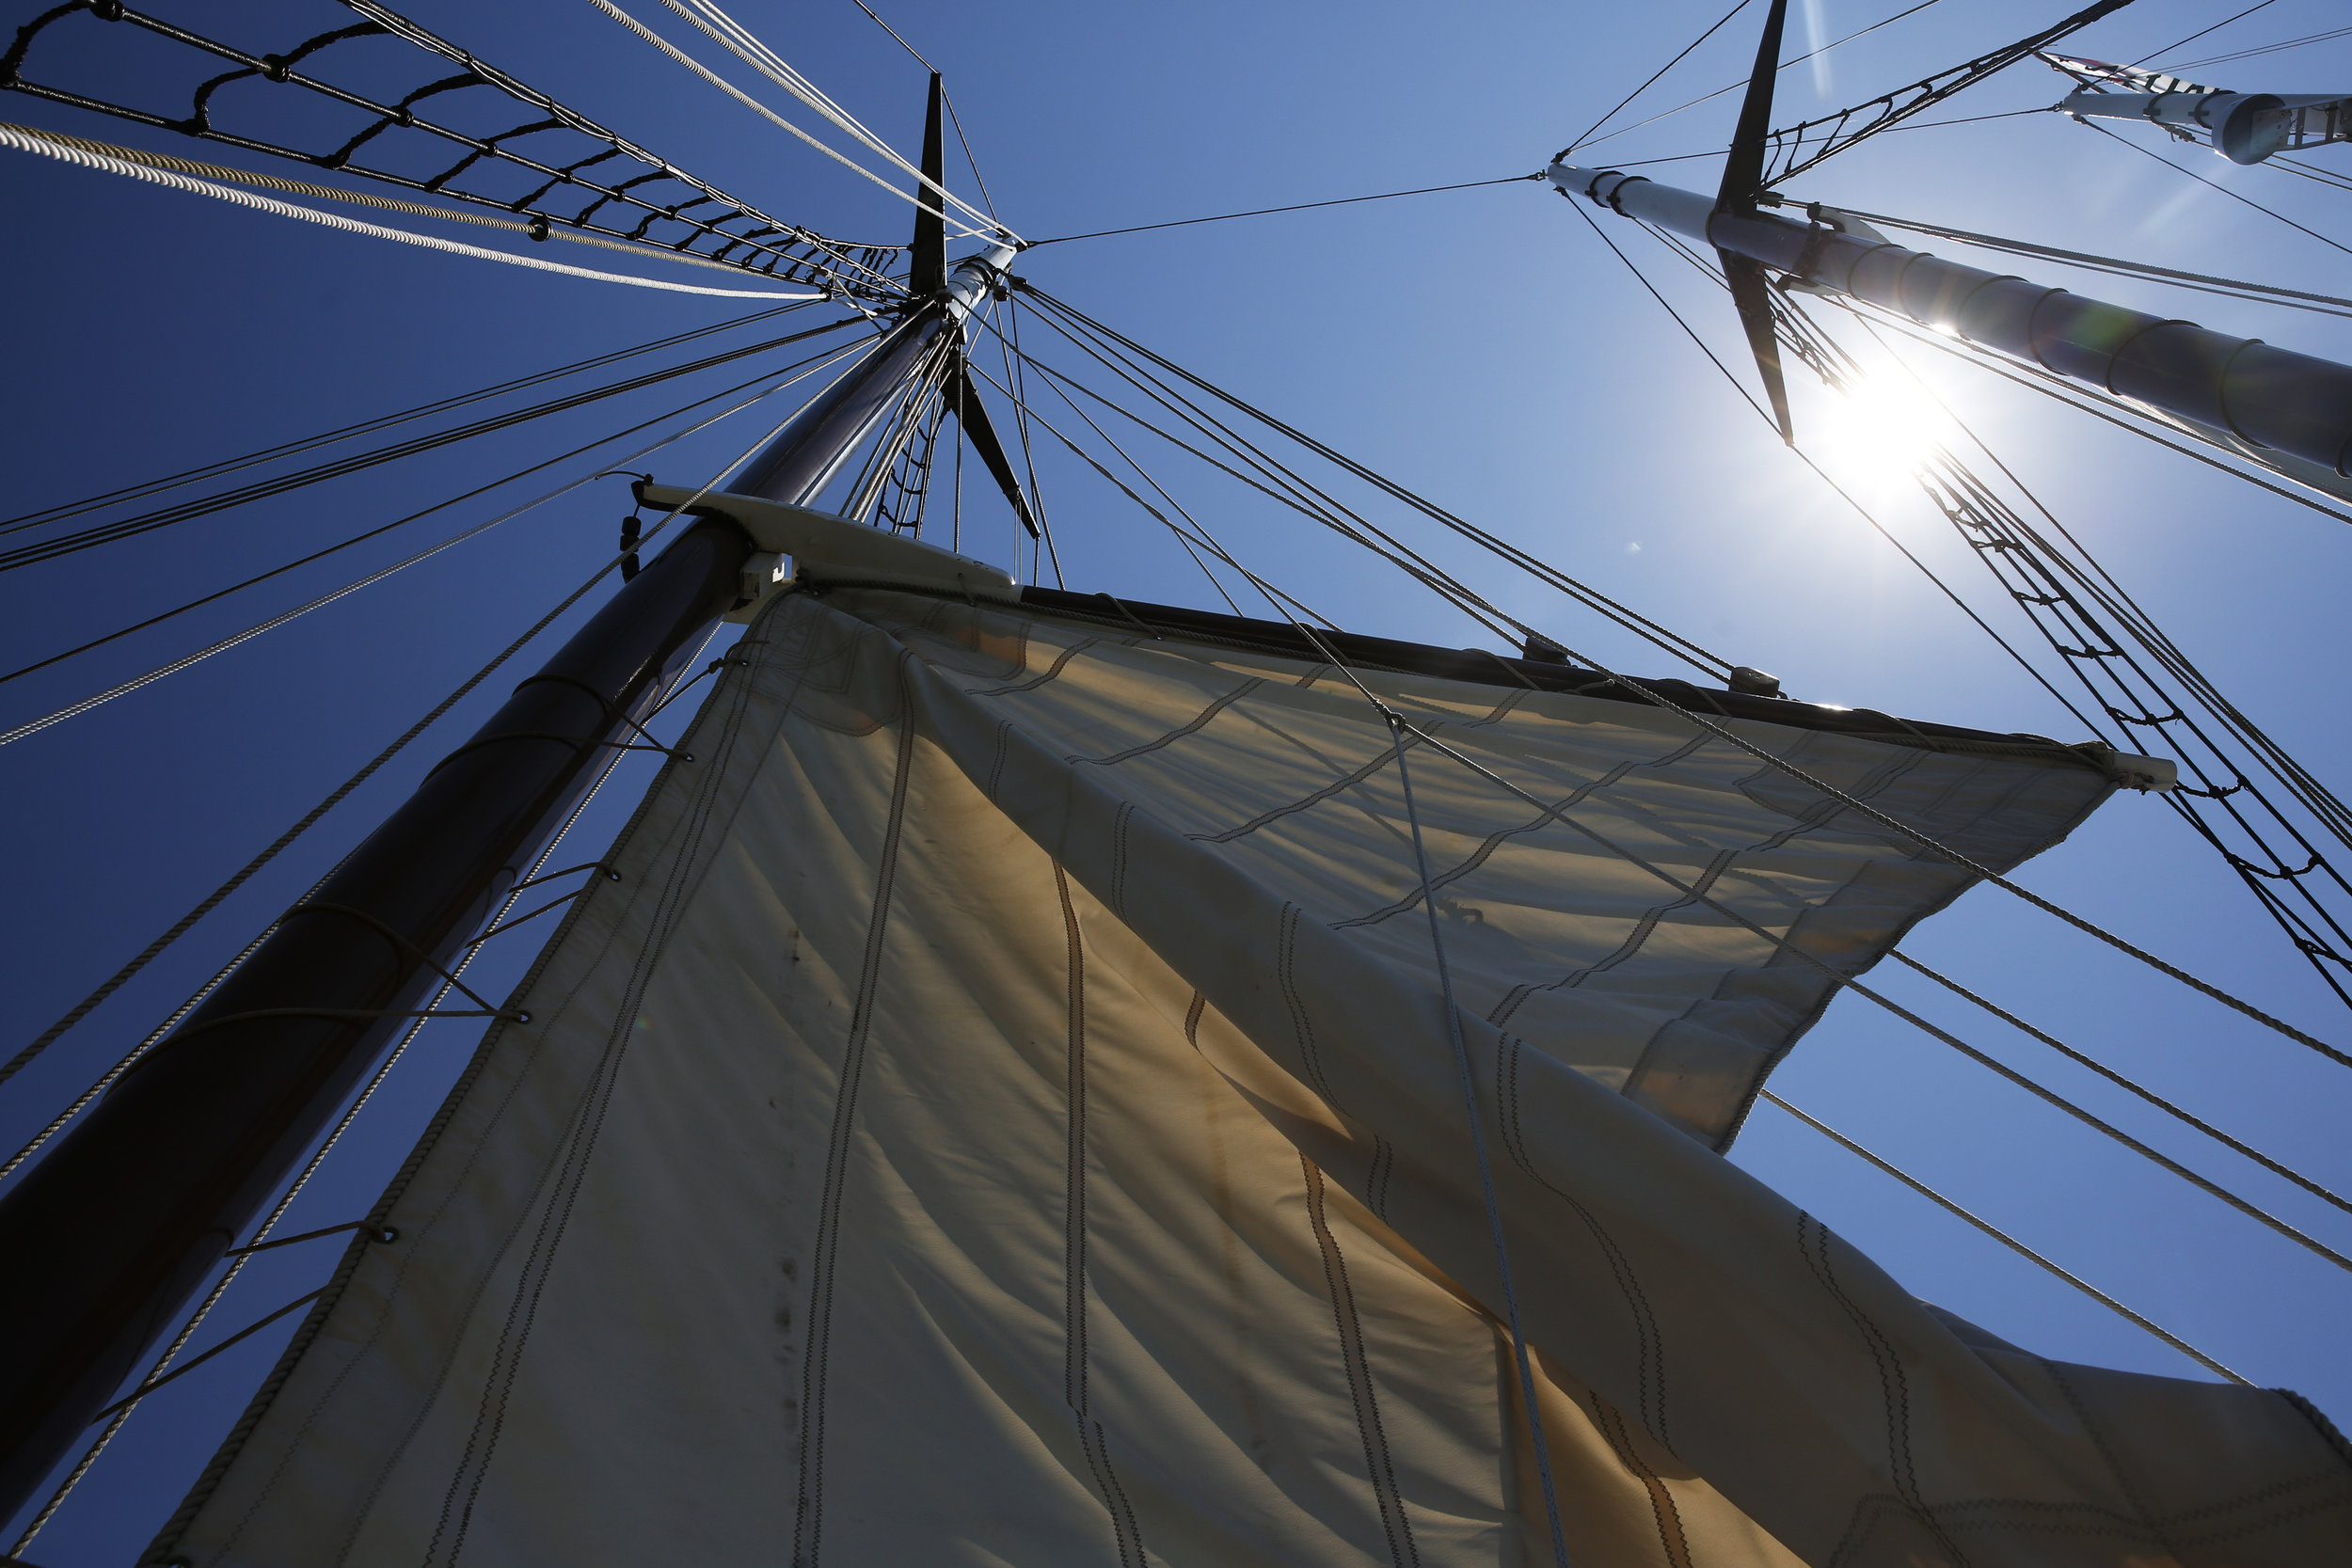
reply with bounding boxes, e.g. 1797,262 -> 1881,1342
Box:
1591,208 -> 2101,729
648,0 -> 1009,240
1820,294 -> 2352,529
0,123 -> 826,299
1381,712 -> 2352,1275
2079,119 -> 2352,261
831,0 -> 1008,227
2160,23 -> 2352,73
8,710 -> 649,1553
1757,1093 -> 2247,1383
987,330 -> 1542,646
966,313 -> 2325,1379
0,318 -> 858,576
2,303 -> 809,538
2,0 -> 900,297
1022,176 -> 1543,246
1573,0 -> 1947,155
577,0 -> 982,242
2128,0 -> 2278,67
1387,719 -> 1576,1567
1788,202 -> 2352,319
1017,284 -> 1741,677
956,313 -> 2352,1302
1546,199 -> 2352,1069
0,334 -> 867,690
0,356 -> 867,1090
0,338 -> 876,751
1626,211 -> 2352,913
1561,0 -> 1756,155
1891,951 -> 2352,1216
0,120 -> 765,278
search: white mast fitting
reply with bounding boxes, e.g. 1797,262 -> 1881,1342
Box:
2042,54 -> 2351,166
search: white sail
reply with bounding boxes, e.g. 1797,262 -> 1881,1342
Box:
157,587 -> 2352,1567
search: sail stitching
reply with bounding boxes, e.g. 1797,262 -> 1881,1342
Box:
968,634 -> 1103,696
1191,727 -> 1426,845
792,688 -> 920,1568
424,646 -> 768,1567
1333,735 -> 1713,928
2043,1360 -> 2171,1553
1067,676 -> 1265,767
1587,1393 -> 1695,1568
1486,752 -> 1922,1027
190,626 -> 783,1562
1278,901 -> 1397,1216
1497,1033 -> 1671,1449
1053,866 -> 1149,1568
1300,1156 -> 1422,1568
1799,1212 -> 1970,1566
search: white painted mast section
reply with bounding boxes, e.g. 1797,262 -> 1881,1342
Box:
2041,54 -> 2351,166
1549,162 -> 2352,503
2059,87 -> 2350,165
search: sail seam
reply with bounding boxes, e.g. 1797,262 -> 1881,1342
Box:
1588,1393 -> 1695,1568
792,689 -> 919,1568
1054,866 -> 1149,1568
1068,676 -> 1265,767
1801,1212 -> 1971,1566
1332,734 -> 1712,929
1497,1033 -> 1672,1451
1192,728 -> 1426,846
1301,1156 -> 1422,1568
423,636 -> 770,1568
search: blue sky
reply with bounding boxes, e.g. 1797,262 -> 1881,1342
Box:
5,0 -> 2352,1558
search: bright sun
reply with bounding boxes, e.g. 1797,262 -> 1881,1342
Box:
1809,370 -> 1952,482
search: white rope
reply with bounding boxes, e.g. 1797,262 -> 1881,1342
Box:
0,120 -> 771,278
580,0 -> 989,243
0,124 -> 822,300
658,0 -> 1012,241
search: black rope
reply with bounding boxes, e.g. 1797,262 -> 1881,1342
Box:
2080,119 -> 2352,261
1642,214 -> 2352,1004
1788,202 -> 2352,319
1017,283 -> 1740,677
1758,1093 -> 2246,1382
1560,0 -> 1756,155
1572,0 -> 1945,155
0,336 -> 859,689
1613,108 -> 2058,168
1592,210 -> 2098,728
0,316 -> 858,575
86,1289 -> 327,1424
989,323 -> 1561,653
2128,0 -> 2277,67
1022,176 -> 1543,247
0,505 -> 699,1089
0,302 -> 810,538
1759,0 -> 2134,185
2160,22 -> 2352,74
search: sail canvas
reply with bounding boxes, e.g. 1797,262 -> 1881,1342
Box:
155,587 -> 2352,1567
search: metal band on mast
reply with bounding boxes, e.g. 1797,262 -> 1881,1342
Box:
1549,161 -> 2352,486
0,87 -> 1011,1528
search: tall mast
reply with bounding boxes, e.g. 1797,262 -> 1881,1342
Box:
1548,161 -> 2352,485
0,82 -> 1007,1525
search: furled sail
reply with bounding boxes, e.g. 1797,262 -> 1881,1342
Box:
156,586 -> 2352,1567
